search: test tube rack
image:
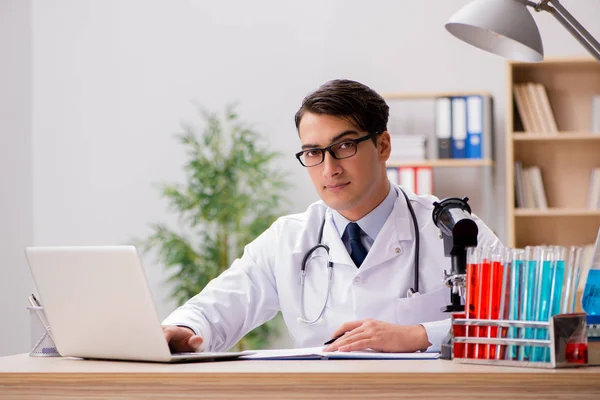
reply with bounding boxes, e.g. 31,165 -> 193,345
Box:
452,313 -> 588,368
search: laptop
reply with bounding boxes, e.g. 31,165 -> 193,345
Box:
25,245 -> 250,363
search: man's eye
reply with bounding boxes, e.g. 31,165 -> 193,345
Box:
338,141 -> 354,149
305,150 -> 321,158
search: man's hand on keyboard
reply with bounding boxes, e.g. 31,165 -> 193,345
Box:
162,325 -> 204,353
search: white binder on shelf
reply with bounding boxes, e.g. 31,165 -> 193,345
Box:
398,167 -> 416,194
435,97 -> 452,159
386,167 -> 399,185
466,95 -> 483,159
416,167 -> 433,196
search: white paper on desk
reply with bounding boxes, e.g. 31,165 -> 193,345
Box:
240,346 -> 440,360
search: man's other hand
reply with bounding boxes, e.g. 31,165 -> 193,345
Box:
323,319 -> 430,353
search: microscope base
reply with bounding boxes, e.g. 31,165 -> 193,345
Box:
440,331 -> 453,360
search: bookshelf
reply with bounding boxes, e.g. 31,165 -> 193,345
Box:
506,57 -> 600,248
383,91 -> 495,230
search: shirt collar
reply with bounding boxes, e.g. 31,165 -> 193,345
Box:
331,182 -> 398,240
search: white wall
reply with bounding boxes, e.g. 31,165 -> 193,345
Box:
2,0 -> 598,356
0,0 -> 33,356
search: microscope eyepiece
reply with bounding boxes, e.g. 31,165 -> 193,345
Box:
432,197 -> 472,229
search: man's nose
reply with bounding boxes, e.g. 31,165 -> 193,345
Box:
322,150 -> 342,178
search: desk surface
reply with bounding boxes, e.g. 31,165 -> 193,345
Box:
1,353 -> 599,399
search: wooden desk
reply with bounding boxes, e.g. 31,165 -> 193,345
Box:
1,353 -> 599,399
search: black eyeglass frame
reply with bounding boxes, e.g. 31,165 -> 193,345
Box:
295,132 -> 378,167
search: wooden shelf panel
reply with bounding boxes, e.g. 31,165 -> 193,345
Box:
515,208 -> 600,217
515,214 -> 600,248
513,140 -> 600,208
387,159 -> 493,168
509,56 -> 598,67
513,133 -> 600,141
383,91 -> 491,100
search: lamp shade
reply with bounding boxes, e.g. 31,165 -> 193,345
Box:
446,0 -> 544,62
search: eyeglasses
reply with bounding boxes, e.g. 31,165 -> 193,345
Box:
295,133 -> 376,168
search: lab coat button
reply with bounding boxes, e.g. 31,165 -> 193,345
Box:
395,247 -> 402,254
354,277 -> 361,283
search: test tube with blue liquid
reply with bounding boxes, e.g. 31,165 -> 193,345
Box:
542,246 -> 566,362
519,246 -> 537,361
550,247 -> 566,316
508,249 -> 525,360
532,246 -> 555,362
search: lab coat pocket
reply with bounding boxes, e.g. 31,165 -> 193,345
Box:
395,285 -> 448,325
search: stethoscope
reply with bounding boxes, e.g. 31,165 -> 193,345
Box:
298,187 -> 421,325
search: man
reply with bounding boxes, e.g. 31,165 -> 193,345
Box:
162,79 -> 500,353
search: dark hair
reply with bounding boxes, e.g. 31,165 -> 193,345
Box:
294,79 -> 389,143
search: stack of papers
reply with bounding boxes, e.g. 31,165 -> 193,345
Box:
389,134 -> 427,161
240,347 -> 440,360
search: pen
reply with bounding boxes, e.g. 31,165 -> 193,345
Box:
28,293 -> 51,332
28,294 -> 38,308
323,333 -> 345,346
31,294 -> 42,307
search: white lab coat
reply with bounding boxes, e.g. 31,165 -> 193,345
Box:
162,186 -> 500,352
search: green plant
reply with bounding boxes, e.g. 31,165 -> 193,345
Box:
140,104 -> 290,351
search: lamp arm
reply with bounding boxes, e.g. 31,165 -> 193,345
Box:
534,0 -> 600,60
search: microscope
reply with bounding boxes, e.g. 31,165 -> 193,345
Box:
431,197 -> 479,359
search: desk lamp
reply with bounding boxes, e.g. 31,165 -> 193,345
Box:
445,0 -> 600,62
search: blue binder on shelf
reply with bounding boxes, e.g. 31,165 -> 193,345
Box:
451,97 -> 467,159
466,95 -> 483,159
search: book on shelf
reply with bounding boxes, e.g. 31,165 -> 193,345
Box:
587,168 -> 600,210
529,166 -> 548,210
522,168 -> 536,208
532,83 -> 558,133
514,163 -> 547,209
513,82 -> 558,134
514,161 -> 526,208
592,95 -> 600,134
435,95 -> 492,160
513,84 -> 536,132
525,83 -> 547,133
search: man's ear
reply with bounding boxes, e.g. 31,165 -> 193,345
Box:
378,131 -> 392,162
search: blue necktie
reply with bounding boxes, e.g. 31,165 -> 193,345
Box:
347,222 -> 368,268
